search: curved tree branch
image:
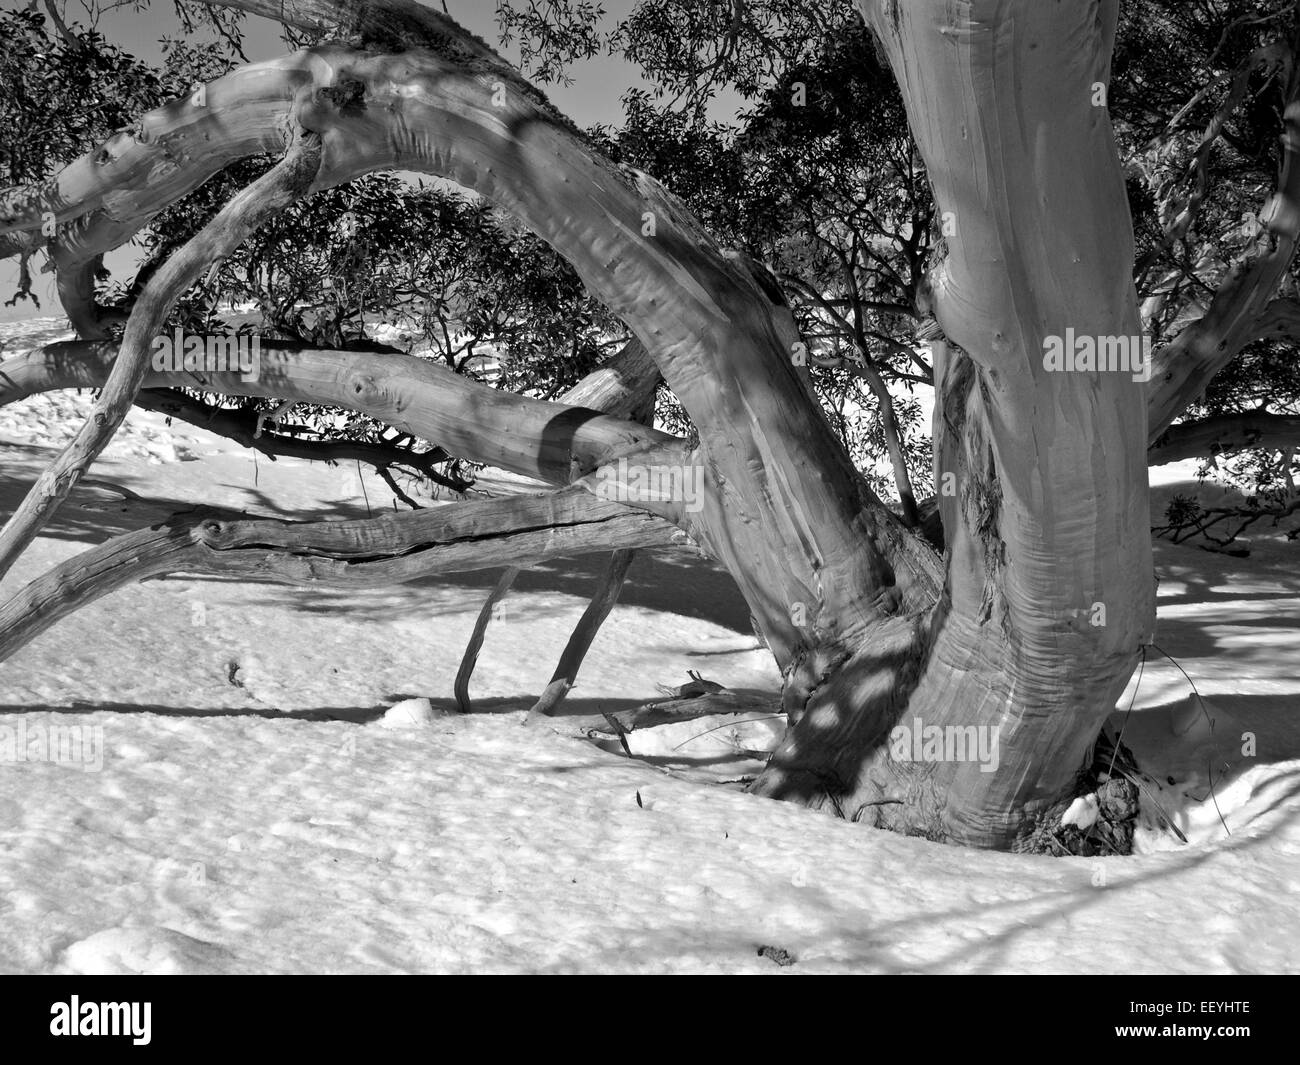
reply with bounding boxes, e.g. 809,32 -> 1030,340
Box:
453,566 -> 520,714
0,129 -> 325,584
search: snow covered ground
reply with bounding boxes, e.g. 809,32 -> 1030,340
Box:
0,317 -> 1297,974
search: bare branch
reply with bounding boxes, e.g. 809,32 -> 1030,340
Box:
0,488 -> 686,664
0,129 -> 324,583
1149,411 -> 1300,465
0,5 -> 942,659
527,548 -> 636,718
454,567 -> 521,714
547,687 -> 782,736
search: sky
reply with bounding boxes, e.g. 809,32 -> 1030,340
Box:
0,0 -> 736,322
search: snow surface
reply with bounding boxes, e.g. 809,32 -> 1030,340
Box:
0,317 -> 1297,974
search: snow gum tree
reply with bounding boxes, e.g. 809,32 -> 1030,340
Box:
1,0 -> 1297,850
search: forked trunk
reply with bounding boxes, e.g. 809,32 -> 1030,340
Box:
752,0 -> 1156,849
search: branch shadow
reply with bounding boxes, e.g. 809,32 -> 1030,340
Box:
204,546 -> 759,634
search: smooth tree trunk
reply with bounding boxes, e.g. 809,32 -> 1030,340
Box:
752,0 -> 1156,847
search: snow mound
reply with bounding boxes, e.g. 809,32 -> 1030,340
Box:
58,925 -> 235,975
377,697 -> 444,729
1061,793 -> 1100,830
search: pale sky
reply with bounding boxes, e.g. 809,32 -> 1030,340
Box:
0,0 -> 736,321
